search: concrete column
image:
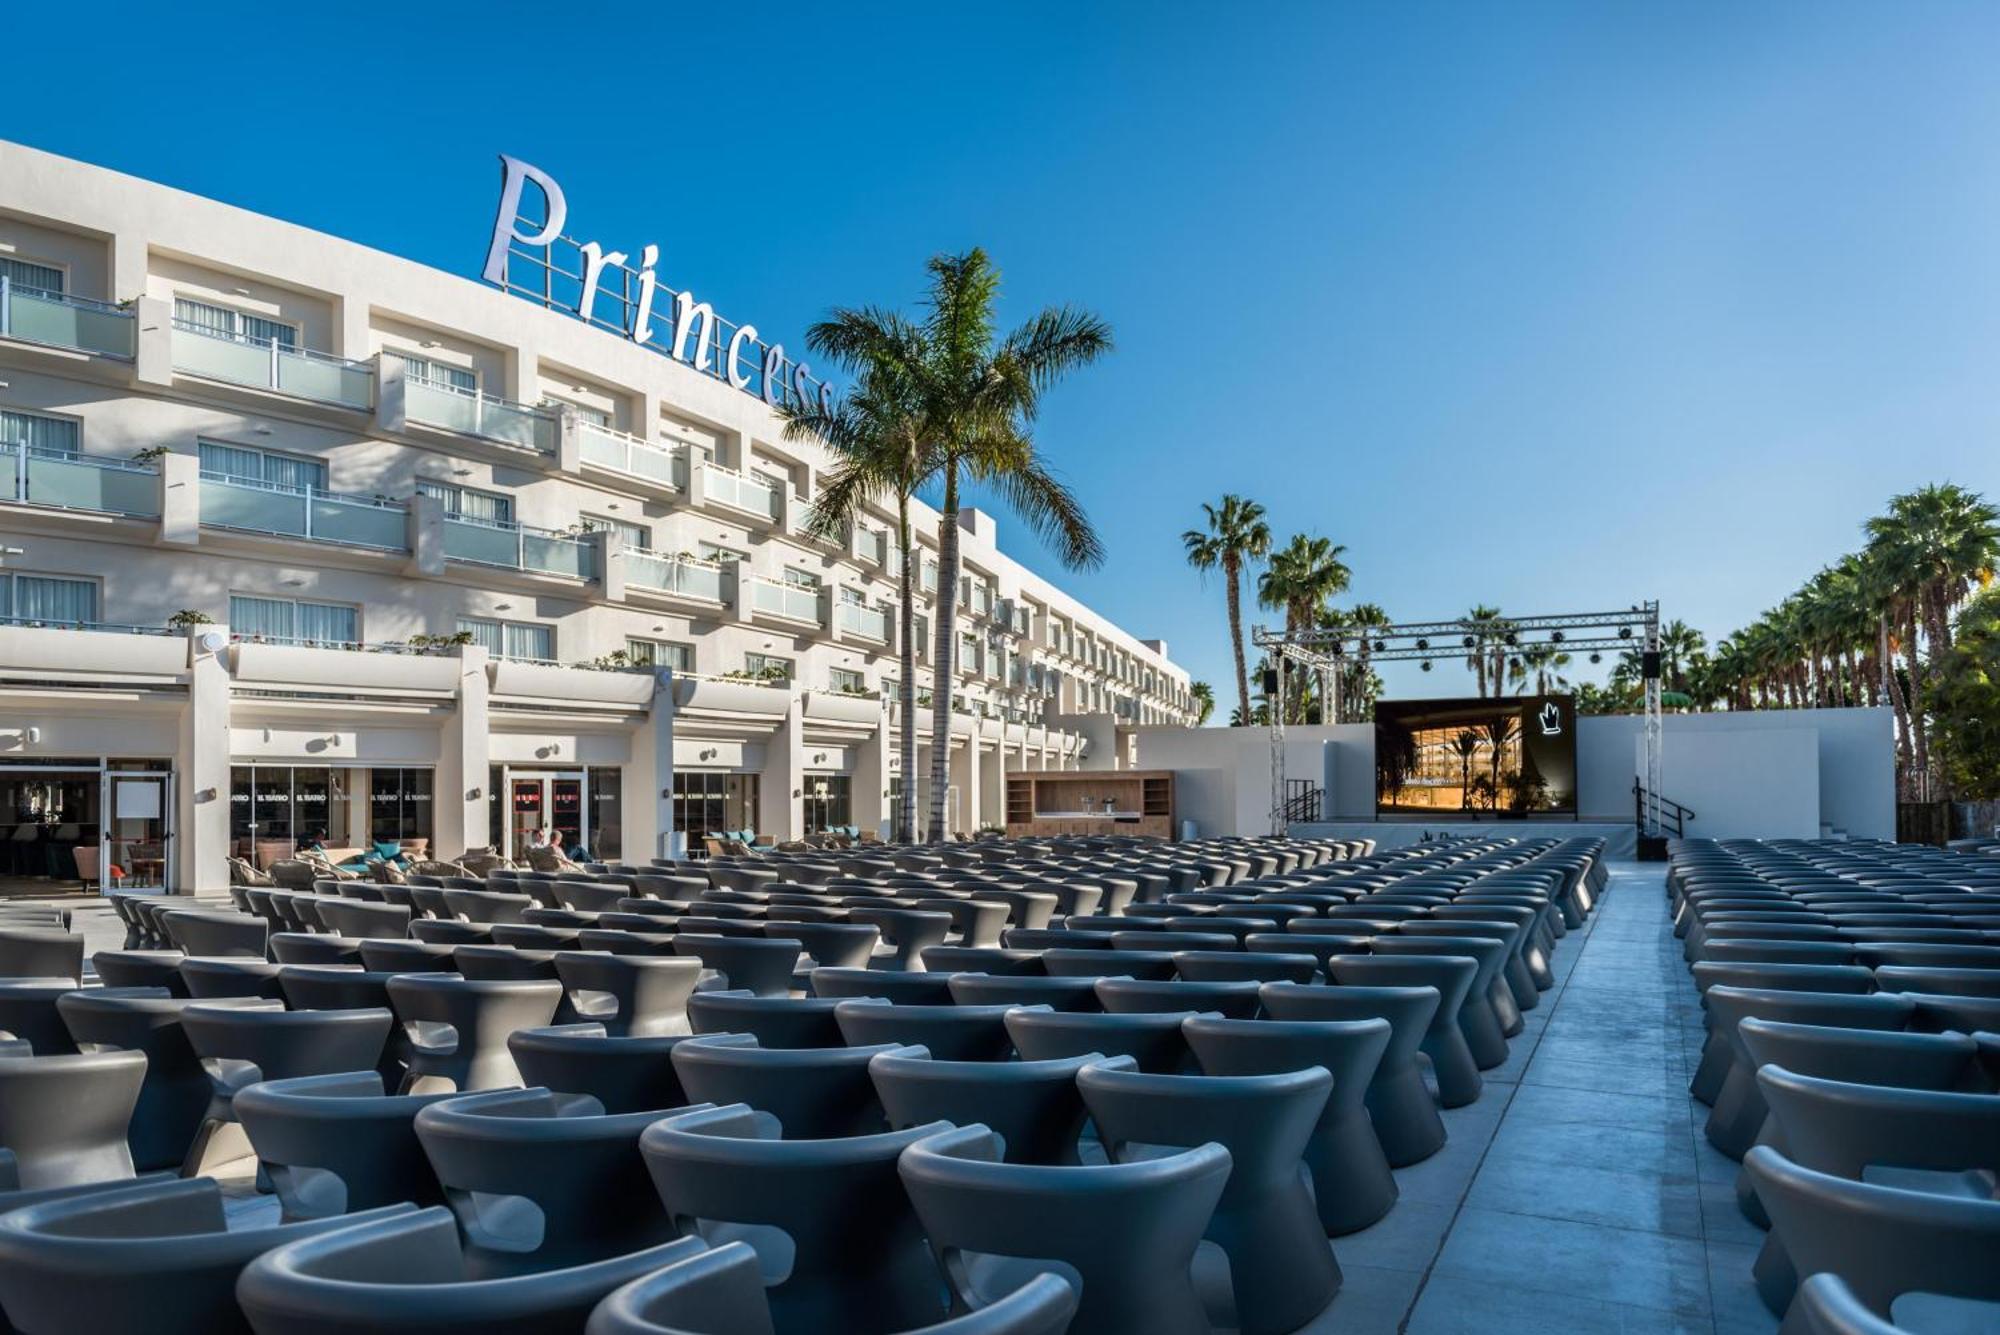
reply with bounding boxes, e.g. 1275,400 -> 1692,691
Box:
156,451 -> 200,547
760,695 -> 805,843
948,725 -> 977,838
853,696 -> 892,839
434,644 -> 490,859
133,296 -> 173,388
177,624 -> 231,894
334,295 -> 370,361
408,490 -> 444,578
628,669 -> 676,859
592,529 -> 621,604
979,736 -> 1006,830
111,229 -> 148,304
556,408 -> 583,475
375,353 -> 407,435
504,348 -> 537,404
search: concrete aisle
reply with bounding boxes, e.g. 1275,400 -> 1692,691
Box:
1302,862 -> 1780,1334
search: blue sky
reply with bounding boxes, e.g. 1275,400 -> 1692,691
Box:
10,2 -> 2000,702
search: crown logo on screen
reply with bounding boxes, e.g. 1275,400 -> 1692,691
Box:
1538,701 -> 1563,737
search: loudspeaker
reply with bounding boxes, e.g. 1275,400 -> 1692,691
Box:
1262,668 -> 1279,696
1641,651 -> 1662,680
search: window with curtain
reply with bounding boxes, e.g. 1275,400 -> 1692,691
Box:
0,574 -> 98,625
626,638 -> 693,672
230,595 -> 358,645
417,480 -> 512,525
551,399 -> 611,426
457,616 -> 553,662
174,297 -> 297,348
781,568 -> 820,589
0,409 -> 80,456
198,441 -> 327,493
697,542 -> 745,565
398,354 -> 477,393
0,258 -> 64,295
744,653 -> 792,681
582,514 -> 650,550
829,667 -> 865,694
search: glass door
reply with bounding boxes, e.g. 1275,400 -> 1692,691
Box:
501,769 -> 591,861
104,771 -> 171,892
508,776 -> 547,859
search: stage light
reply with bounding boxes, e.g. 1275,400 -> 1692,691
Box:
1461,635 -> 1475,649
1619,627 -> 1633,639
1330,641 -> 1345,657
1551,631 -> 1564,643
1415,638 -> 1429,651
1590,651 -> 1602,664
1372,640 -> 1386,653
1504,631 -> 1517,646
1420,659 -> 1433,671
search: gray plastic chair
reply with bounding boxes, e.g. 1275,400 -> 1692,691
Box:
506,1023 -> 697,1113
554,952 -> 702,1037
767,921 -> 879,970
0,930 -> 83,981
0,1176 -> 410,1335
234,1070 -> 454,1219
179,957 -> 286,999
1184,1013 -> 1397,1232
1078,1062 -> 1338,1335
317,900 -> 413,939
1701,988 -> 1915,1159
358,939 -> 461,972
1794,1271 -> 2000,1335
271,934 -> 366,966
1260,981 -> 1447,1164
1042,947 -> 1176,980
672,1035 -> 915,1138
1003,1007 -> 1200,1073
1745,1146 -> 2000,1329
1326,954 -> 1482,1106
1095,977 -> 1263,1019
237,1203 -> 705,1335
441,889 -> 534,925
387,974 -> 563,1093
160,911 -> 268,958
0,980 -> 87,1055
1364,935 -> 1512,1071
415,1086 -> 698,1277
585,1239 -> 1079,1334
832,1000 -> 1018,1062
640,1104 -> 953,1333
899,1122 -> 1231,1335
947,973 -> 1109,1012
687,991 -> 845,1048
850,908 -> 955,971
90,950 -> 189,994
870,1048 -> 1128,1166
675,936 -> 801,997
0,1051 -> 147,1189
808,968 -> 956,1004
1170,950 -> 1317,985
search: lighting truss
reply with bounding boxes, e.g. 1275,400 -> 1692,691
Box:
1250,603 -> 1665,838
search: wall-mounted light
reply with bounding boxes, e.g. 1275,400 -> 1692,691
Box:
26,726 -> 39,744
467,788 -> 482,801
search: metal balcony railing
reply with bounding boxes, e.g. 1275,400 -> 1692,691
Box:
199,473 -> 408,551
0,279 -> 135,359
171,321 -> 375,410
401,366 -> 558,453
577,421 -> 688,490
0,444 -> 159,518
626,551 -> 728,601
440,514 -> 595,579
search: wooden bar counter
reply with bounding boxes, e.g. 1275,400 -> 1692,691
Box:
1003,770 -> 1176,840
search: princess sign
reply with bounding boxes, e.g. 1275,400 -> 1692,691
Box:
483,155 -> 834,414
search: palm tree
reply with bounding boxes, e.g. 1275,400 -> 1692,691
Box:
781,317 -> 932,842
1343,602 -> 1392,723
1461,606 -> 1504,697
1658,620 -> 1706,697
1516,643 -> 1573,695
1450,730 -> 1481,811
1184,495 -> 1272,730
907,249 -> 1111,842
1189,681 -> 1215,725
1257,535 -> 1350,722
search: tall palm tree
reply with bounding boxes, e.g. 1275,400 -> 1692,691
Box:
1189,680 -> 1215,725
1658,620 -> 1706,697
1257,534 -> 1350,722
1343,602 -> 1392,723
1183,495 -> 1271,730
781,317 -> 932,842
1450,731 -> 1481,811
908,249 -> 1111,842
1461,605 -> 1504,697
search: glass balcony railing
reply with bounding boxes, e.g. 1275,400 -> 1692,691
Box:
837,601 -> 891,641
577,421 -> 687,490
0,444 -> 160,517
748,577 -> 823,625
0,281 -> 136,359
703,464 -> 782,520
626,550 -> 727,601
403,371 -> 557,453
172,322 -> 374,411
441,514 -> 595,579
199,474 -> 409,550
857,528 -> 889,566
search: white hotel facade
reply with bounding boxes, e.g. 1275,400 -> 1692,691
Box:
0,141 -> 1195,894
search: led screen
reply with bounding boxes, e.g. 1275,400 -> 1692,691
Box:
1374,695 -> 1577,819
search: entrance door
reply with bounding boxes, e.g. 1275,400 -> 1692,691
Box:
503,771 -> 589,860
105,773 -> 171,892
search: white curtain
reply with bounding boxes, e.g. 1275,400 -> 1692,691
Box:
295,601 -> 358,644
9,576 -> 97,624
456,617 -> 503,656
0,410 -> 79,455
504,623 -> 553,662
2,258 -> 64,296
199,441 -> 327,493
420,481 -> 512,525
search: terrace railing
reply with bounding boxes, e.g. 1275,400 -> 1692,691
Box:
703,463 -> 782,520
747,576 -> 823,625
0,444 -> 160,518
626,550 -> 728,602
577,421 -> 688,490
402,369 -> 558,453
837,601 -> 891,641
171,321 -> 375,411
199,473 -> 408,551
0,279 -> 136,359
440,513 -> 595,579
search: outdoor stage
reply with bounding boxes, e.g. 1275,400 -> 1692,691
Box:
1290,819 -> 1642,859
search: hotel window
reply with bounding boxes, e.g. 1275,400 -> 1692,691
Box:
803,775 -> 853,835
829,666 -> 866,694
582,513 -> 650,551
458,616 -> 553,662
175,297 -> 296,348
230,594 -> 359,646
549,398 -> 611,427
626,638 -> 694,672
672,771 -> 760,850
0,409 -> 80,455
368,768 -> 433,843
744,652 -> 792,682
417,480 -> 512,525
0,573 -> 97,625
782,568 -> 820,589
697,542 -> 746,566
198,441 -> 327,493
397,354 -> 476,393
0,258 -> 64,295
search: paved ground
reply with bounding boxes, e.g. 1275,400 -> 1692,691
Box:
43,865 -> 1782,1332
1298,861 -> 1778,1335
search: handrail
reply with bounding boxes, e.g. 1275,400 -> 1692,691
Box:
0,616 -> 177,636
1633,781 -> 1694,838
200,471 -> 407,510
0,443 -> 158,475
171,318 -> 373,372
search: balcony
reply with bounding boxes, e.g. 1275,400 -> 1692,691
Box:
199,473 -> 408,551
626,550 -> 728,602
171,321 -> 375,411
0,445 -> 159,518
837,601 -> 891,642
403,371 -> 557,453
441,515 -> 595,580
702,463 -> 782,520
856,527 -> 889,568
746,576 -> 823,626
577,421 -> 687,491
0,281 -> 135,359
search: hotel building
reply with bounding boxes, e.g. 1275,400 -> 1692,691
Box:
0,141 -> 1195,893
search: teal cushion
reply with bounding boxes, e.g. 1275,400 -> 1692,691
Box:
373,840 -> 403,862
